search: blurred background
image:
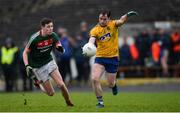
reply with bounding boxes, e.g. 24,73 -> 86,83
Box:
0,0 -> 180,92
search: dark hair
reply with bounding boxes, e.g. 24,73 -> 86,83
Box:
99,8 -> 111,18
40,18 -> 53,27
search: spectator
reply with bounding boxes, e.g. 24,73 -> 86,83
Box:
151,29 -> 171,76
74,21 -> 90,85
56,27 -> 73,84
119,36 -> 132,66
0,38 -> 19,92
135,30 -> 152,66
170,30 -> 180,64
169,29 -> 180,77
80,21 -> 89,42
73,32 -> 90,85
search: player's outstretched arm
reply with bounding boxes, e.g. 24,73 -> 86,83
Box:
115,11 -> 138,27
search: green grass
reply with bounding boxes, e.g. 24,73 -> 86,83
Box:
0,91 -> 180,112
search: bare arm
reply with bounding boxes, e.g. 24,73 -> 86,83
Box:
88,37 -> 96,44
115,14 -> 128,27
23,46 -> 30,66
115,11 -> 138,27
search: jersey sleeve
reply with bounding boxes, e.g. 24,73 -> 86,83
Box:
26,32 -> 40,49
52,32 -> 60,43
26,36 -> 35,49
112,20 -> 119,28
89,28 -> 98,38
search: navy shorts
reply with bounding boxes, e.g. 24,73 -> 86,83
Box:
95,57 -> 119,73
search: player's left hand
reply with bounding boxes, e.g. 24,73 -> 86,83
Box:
127,11 -> 138,17
25,65 -> 35,79
56,46 -> 65,54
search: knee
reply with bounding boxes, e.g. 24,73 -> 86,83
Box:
91,76 -> 100,83
47,91 -> 55,96
57,81 -> 65,88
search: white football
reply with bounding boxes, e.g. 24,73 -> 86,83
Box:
82,43 -> 97,57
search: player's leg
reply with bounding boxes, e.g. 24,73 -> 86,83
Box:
105,60 -> 119,95
91,63 -> 105,108
106,72 -> 118,95
32,73 -> 54,95
50,68 -> 74,106
31,77 -> 55,97
32,78 -> 46,92
32,66 -> 55,95
41,80 -> 55,96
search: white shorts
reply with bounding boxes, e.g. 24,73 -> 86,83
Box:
33,60 -> 58,82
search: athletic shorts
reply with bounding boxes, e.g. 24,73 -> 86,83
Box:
95,57 -> 119,73
33,60 -> 58,82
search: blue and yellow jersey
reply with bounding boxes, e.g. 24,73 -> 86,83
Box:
90,20 -> 120,58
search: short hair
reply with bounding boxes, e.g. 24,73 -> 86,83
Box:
40,18 -> 53,27
99,8 -> 111,18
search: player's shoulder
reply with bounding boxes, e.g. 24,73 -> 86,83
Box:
93,23 -> 101,29
90,24 -> 100,33
27,31 -> 40,47
51,32 -> 60,41
109,20 -> 116,25
51,32 -> 59,39
30,31 -> 40,38
29,31 -> 40,41
110,19 -> 116,22
51,32 -> 58,36
51,32 -> 57,35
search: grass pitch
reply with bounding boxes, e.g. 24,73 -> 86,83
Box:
0,91 -> 180,112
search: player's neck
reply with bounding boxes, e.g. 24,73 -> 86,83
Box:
40,30 -> 48,37
99,20 -> 110,27
99,24 -> 107,27
99,22 -> 108,27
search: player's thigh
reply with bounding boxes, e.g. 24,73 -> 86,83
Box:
50,68 -> 64,86
91,63 -> 105,80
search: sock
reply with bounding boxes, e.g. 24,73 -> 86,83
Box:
97,96 -> 103,104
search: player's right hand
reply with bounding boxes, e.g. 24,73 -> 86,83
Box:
25,65 -> 34,79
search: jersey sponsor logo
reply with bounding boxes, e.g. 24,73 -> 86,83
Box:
37,38 -> 53,48
99,33 -> 111,41
40,48 -> 50,52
